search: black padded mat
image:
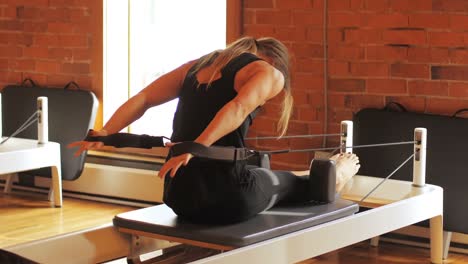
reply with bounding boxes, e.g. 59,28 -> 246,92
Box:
113,199 -> 358,248
1,85 -> 98,181
354,107 -> 468,233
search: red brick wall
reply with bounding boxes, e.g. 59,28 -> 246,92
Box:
2,0 -> 468,169
245,0 -> 468,170
0,0 -> 103,126
245,0 -> 325,169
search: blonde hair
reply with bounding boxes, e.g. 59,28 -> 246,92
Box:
191,36 -> 293,137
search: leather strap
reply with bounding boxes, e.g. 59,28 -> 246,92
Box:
85,132 -> 167,149
171,141 -> 257,161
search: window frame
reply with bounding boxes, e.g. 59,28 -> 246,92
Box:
99,0 -> 242,159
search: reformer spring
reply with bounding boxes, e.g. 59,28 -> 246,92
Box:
264,141 -> 416,154
245,133 -> 344,140
80,131 -> 420,204
254,139 -> 418,204
0,110 -> 39,145
359,153 -> 415,203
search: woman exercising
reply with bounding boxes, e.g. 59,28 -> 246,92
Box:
69,36 -> 360,224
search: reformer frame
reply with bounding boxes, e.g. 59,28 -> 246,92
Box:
1,96 -> 63,207
5,122 -> 444,264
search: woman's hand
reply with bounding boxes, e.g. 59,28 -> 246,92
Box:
157,141 -> 193,178
67,129 -> 108,157
158,152 -> 193,179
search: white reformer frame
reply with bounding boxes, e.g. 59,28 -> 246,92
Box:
1,96 -> 62,207
340,120 -> 353,154
5,124 -> 443,264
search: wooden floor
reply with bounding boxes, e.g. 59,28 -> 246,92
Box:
0,191 -> 136,248
1,191 -> 467,263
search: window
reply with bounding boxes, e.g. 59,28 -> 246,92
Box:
104,0 -> 228,138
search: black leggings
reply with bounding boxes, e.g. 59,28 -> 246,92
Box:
164,162 -> 311,224
83,133 -> 314,224
247,166 -> 310,208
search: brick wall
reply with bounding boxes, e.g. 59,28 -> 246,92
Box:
1,0 -> 467,170
0,0 -> 103,125
245,0 -> 468,170
245,0 -> 325,169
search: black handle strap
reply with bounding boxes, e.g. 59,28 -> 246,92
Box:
21,78 -> 37,87
84,132 -> 167,149
383,101 -> 407,112
452,109 -> 468,118
64,81 -> 80,90
171,142 -> 256,161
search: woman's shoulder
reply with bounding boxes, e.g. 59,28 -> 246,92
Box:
232,59 -> 284,94
236,54 -> 282,81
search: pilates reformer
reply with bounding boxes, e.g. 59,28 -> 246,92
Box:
0,95 -> 63,206
4,121 -> 444,264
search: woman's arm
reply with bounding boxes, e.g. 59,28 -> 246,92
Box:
68,60 -> 195,156
103,61 -> 195,134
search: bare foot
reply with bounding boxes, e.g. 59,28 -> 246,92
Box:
330,153 -> 360,193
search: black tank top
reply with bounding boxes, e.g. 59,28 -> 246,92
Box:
163,53 -> 262,215
170,52 -> 262,148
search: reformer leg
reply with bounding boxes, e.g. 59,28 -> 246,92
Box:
370,236 -> 380,247
430,215 -> 443,264
127,235 -> 173,264
442,231 -> 452,260
126,235 -> 220,264
49,165 -> 62,207
3,173 -> 14,193
128,244 -> 221,264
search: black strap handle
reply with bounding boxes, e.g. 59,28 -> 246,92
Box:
84,132 -> 168,149
20,79 -> 82,91
21,78 -> 37,87
64,81 -> 80,90
452,109 -> 468,118
383,101 -> 407,112
171,141 -> 256,161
